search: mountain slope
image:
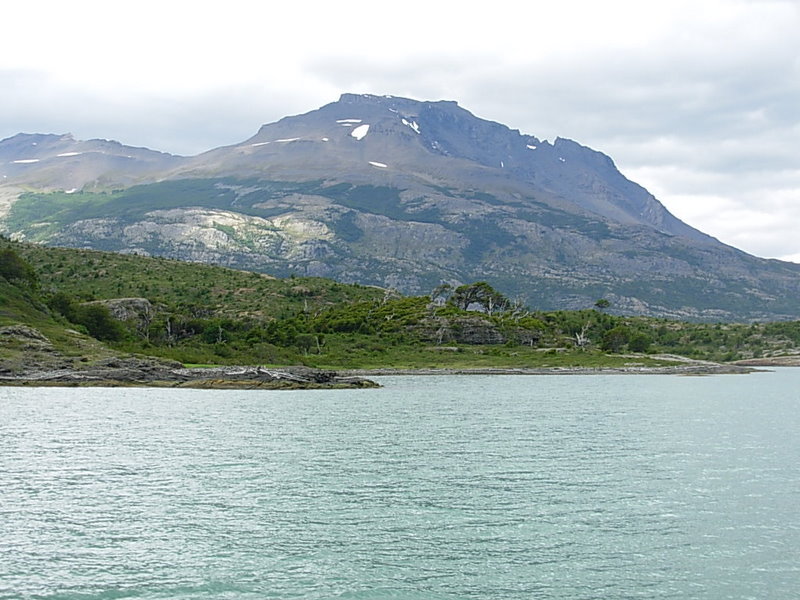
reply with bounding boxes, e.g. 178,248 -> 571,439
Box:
172,94 -> 711,243
2,94 -> 800,321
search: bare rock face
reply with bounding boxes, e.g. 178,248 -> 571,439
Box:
0,324 -> 56,362
0,324 -> 51,343
85,298 -> 155,322
0,325 -> 72,375
413,315 -> 540,346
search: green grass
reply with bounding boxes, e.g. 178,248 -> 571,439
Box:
279,333 -> 676,370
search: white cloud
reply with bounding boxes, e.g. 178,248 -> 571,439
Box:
778,253 -> 800,264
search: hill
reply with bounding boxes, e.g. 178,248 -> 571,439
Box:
3,94 -> 800,321
3,239 -> 800,374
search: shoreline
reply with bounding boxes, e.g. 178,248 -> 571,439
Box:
340,364 -> 762,377
2,357 -> 774,389
0,360 -> 380,390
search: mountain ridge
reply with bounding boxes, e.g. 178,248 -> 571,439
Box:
171,93 -> 716,244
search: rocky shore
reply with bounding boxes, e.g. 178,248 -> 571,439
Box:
1,359 -> 758,389
733,355 -> 800,367
0,356 -> 380,389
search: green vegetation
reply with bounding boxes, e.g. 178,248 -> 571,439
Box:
6,179 -> 301,242
46,292 -> 126,341
3,237 -> 800,370
0,249 -> 38,287
594,298 -> 611,310
0,255 -> 117,370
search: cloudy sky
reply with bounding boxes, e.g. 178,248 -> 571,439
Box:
2,0 -> 798,261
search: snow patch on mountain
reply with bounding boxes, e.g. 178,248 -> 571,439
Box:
351,125 -> 370,141
402,119 -> 421,134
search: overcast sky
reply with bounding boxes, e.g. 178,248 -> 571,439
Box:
2,0 -> 798,261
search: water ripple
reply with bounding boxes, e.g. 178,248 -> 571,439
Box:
2,371 -> 800,599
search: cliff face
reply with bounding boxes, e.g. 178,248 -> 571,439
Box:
2,94 -> 800,321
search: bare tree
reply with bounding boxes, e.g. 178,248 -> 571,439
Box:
507,296 -> 530,321
165,316 -> 175,346
137,304 -> 154,341
382,288 -> 400,304
430,283 -> 453,306
574,322 -> 592,348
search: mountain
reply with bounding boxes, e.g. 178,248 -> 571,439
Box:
0,132 -> 180,190
2,93 -> 800,321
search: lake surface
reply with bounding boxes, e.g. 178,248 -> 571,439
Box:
2,369 -> 800,599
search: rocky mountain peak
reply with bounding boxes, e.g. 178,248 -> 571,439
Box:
240,94 -> 708,241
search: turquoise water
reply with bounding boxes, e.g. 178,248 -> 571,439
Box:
2,370 -> 800,599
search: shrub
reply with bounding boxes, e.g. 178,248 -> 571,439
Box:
628,332 -> 652,353
0,249 -> 37,287
601,326 -> 630,353
73,304 -> 126,341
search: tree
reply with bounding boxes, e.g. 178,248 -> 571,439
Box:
594,298 -> 611,311
74,304 -> 125,341
47,291 -> 78,321
450,281 -> 510,314
295,333 -> 316,355
601,325 -> 629,353
136,303 -> 155,341
430,283 -> 453,306
574,321 -> 592,348
507,296 -> 531,321
485,289 -> 510,314
0,249 -> 37,288
628,332 -> 652,353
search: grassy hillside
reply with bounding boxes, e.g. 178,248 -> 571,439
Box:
13,242 -> 383,319
0,273 -> 118,375
3,238 -> 800,370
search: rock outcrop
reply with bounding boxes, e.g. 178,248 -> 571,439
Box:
0,326 -> 378,389
0,357 -> 379,389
